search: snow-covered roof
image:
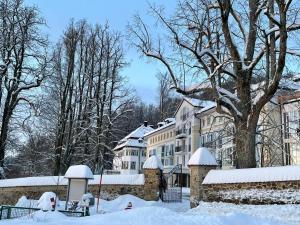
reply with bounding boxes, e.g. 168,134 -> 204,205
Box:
144,120 -> 175,137
114,124 -> 154,150
188,147 -> 218,166
183,97 -> 206,107
64,165 -> 94,179
196,101 -> 216,114
143,155 -> 164,170
203,166 -> 300,184
0,174 -> 145,187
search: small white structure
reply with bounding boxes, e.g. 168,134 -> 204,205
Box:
64,165 -> 94,209
143,155 -> 164,170
188,147 -> 218,166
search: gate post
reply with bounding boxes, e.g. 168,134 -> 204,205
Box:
188,148 -> 217,208
143,155 -> 163,201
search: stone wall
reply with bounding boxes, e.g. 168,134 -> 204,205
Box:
0,184 -> 145,205
0,168 -> 162,205
202,180 -> 300,204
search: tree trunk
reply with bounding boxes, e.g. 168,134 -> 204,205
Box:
235,122 -> 257,168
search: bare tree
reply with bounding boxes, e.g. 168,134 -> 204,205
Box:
47,21 -> 135,175
156,72 -> 180,120
0,0 -> 48,168
129,0 -> 300,168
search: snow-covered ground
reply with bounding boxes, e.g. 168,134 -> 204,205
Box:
0,194 -> 299,225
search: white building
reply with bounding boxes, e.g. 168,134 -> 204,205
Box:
113,122 -> 154,174
279,91 -> 300,165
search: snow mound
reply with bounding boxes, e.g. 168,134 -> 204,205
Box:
143,155 -> 163,170
98,194 -> 155,213
15,196 -> 38,208
188,147 -> 217,166
203,165 -> 300,184
38,192 -> 58,211
65,165 -> 93,179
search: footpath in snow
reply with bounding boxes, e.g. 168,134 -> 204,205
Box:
0,194 -> 299,225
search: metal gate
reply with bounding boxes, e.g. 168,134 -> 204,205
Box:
160,164 -> 183,203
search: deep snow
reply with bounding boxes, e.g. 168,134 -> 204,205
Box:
0,194 -> 299,225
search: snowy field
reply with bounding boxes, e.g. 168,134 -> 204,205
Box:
0,194 -> 299,225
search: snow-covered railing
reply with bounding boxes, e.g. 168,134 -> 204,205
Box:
203,166 -> 300,184
0,174 -> 145,188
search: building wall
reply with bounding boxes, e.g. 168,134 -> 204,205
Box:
281,98 -> 300,165
145,123 -> 176,173
174,100 -> 199,170
258,101 -> 284,166
113,147 -> 147,174
198,108 -> 235,169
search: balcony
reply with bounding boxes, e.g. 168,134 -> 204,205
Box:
175,145 -> 186,153
175,128 -> 187,139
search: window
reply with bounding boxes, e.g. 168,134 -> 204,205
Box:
122,161 -> 129,169
170,158 -> 174,166
130,161 -> 136,170
164,145 -> 168,156
141,162 -> 144,169
207,117 -> 211,126
131,150 -> 138,156
182,155 -> 186,166
161,146 -> 165,157
202,118 -> 205,127
164,159 -> 169,166
149,149 -> 156,156
218,135 -> 223,148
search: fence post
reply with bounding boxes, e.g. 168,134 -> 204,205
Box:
7,207 -> 11,219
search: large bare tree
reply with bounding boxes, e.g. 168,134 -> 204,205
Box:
129,0 -> 300,168
0,0 -> 48,167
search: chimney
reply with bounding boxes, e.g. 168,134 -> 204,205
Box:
143,121 -> 148,127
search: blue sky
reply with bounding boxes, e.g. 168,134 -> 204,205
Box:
24,0 -> 178,104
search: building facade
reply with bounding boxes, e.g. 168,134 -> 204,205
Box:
113,122 -> 154,174
279,92 -> 300,165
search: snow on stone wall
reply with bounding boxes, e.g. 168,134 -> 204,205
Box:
216,189 -> 300,204
203,166 -> 300,184
0,174 -> 144,188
